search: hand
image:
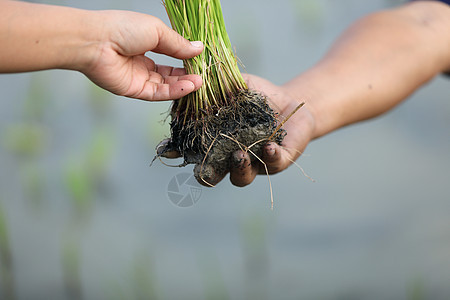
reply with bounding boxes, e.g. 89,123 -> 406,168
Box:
194,74 -> 316,187
223,74 -> 316,186
80,11 -> 204,101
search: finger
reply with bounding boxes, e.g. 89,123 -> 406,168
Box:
163,74 -> 202,87
170,67 -> 188,76
153,20 -> 204,59
194,164 -> 227,187
154,65 -> 201,90
155,64 -> 188,77
156,138 -> 181,158
137,80 -> 192,101
259,142 -> 292,174
138,74 -> 202,101
229,150 -> 258,187
145,58 -> 201,88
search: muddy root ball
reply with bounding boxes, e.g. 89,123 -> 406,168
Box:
157,90 -> 286,184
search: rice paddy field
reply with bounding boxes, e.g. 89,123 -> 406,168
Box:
1,0 -> 450,299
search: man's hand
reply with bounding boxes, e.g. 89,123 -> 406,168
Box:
192,74 -> 316,187
158,74 -> 316,187
223,74 -> 316,187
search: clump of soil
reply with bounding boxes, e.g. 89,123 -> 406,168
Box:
157,90 -> 286,183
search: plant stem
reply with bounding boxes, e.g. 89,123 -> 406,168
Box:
163,0 -> 247,122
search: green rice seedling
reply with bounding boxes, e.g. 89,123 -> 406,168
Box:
0,204 -> 15,300
164,0 -> 247,122
157,0 -> 286,185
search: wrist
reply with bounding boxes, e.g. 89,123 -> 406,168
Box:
58,10 -> 109,73
281,72 -> 329,140
0,1 -> 108,73
277,85 -> 316,147
282,61 -> 360,140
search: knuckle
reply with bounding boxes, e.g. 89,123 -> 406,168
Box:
194,164 -> 225,187
230,175 -> 253,187
231,151 -> 248,169
266,159 -> 290,174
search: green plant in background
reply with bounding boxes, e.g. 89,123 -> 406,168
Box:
240,213 -> 270,300
407,277 -> 426,300
131,252 -> 158,300
198,253 -> 229,300
104,251 -> 159,300
23,73 -> 52,122
3,123 -> 48,159
64,127 -> 115,219
2,73 -> 53,211
87,81 -> 114,122
290,0 -> 324,33
3,123 -> 48,210
0,203 -> 15,300
64,159 -> 94,217
84,127 -> 115,182
3,123 -> 48,209
21,164 -> 46,210
62,238 -> 82,300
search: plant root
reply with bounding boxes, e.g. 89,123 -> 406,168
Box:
157,89 -> 286,179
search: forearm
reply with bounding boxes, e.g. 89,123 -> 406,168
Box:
284,1 -> 450,139
0,0 -> 102,73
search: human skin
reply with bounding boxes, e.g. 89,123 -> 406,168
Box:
0,0 -> 204,101
227,1 -> 450,187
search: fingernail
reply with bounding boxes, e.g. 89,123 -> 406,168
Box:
232,151 -> 245,168
265,144 -> 276,157
190,41 -> 204,48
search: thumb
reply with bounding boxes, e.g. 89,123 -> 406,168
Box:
153,21 -> 204,59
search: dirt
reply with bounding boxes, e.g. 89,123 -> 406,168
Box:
156,89 -> 286,183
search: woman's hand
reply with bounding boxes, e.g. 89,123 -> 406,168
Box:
0,1 -> 204,101
82,11 -> 204,101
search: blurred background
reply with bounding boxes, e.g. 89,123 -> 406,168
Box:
1,0 -> 450,299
